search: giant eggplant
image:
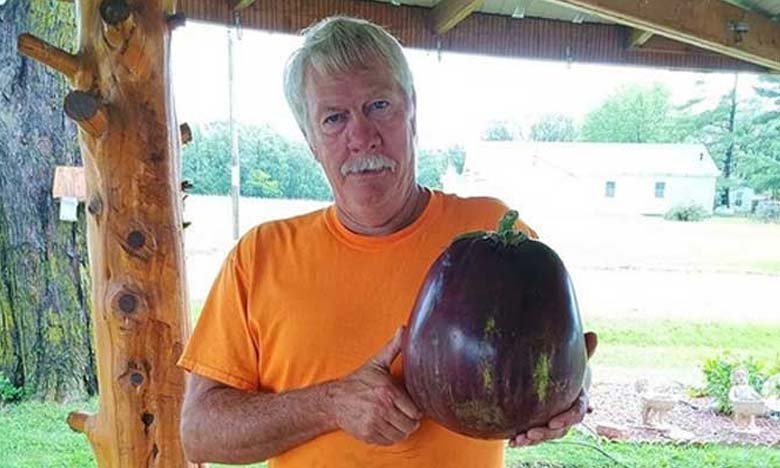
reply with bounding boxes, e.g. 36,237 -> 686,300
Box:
403,210 -> 587,439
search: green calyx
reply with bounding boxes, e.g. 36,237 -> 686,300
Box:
497,210 -> 528,246
453,210 -> 529,246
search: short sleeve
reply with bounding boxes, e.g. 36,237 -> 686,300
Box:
177,243 -> 260,391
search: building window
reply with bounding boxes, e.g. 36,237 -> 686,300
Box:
605,181 -> 616,198
735,191 -> 743,207
655,182 -> 666,199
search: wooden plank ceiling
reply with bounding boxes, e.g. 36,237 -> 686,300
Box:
178,0 -> 780,72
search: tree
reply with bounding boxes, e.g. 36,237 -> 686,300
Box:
581,83 -> 678,143
481,120 -> 516,141
676,74 -> 751,206
182,122 -> 332,200
529,113 -> 577,142
417,146 -> 466,189
741,75 -> 780,199
0,0 -> 96,400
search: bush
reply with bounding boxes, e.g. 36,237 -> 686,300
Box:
0,373 -> 23,404
664,203 -> 709,222
755,200 -> 780,222
702,353 -> 766,414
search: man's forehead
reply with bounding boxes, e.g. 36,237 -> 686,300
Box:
305,66 -> 401,104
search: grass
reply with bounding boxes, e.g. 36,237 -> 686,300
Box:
586,319 -> 780,370
507,429 -> 780,468
2,401 -> 777,467
0,399 -> 97,468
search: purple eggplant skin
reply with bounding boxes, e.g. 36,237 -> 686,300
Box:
403,213 -> 587,439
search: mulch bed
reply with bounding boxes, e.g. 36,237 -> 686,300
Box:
586,381 -> 780,446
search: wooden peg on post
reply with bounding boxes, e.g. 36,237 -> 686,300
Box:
67,411 -> 93,434
166,12 -> 187,30
17,33 -> 80,82
180,123 -> 192,145
100,0 -> 135,49
64,91 -> 108,137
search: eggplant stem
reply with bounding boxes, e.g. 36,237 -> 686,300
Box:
497,210 -> 519,235
496,210 -> 528,246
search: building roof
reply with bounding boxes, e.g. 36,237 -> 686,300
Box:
463,141 -> 721,178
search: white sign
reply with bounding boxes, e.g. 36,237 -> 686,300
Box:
59,196 -> 78,222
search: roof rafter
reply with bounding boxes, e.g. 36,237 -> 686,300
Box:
545,0 -> 780,70
429,0 -> 486,35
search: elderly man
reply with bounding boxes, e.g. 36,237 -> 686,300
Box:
179,16 -> 596,467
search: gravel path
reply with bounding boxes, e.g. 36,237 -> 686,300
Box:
587,381 -> 780,446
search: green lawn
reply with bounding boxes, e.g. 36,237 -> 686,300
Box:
0,399 -> 98,467
2,401 -> 777,467
586,318 -> 780,370
508,429 -> 780,468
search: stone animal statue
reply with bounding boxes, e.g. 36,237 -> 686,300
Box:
635,378 -> 680,427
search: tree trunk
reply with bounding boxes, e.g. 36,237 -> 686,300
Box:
721,73 -> 739,207
0,0 -> 97,401
17,0 -> 196,466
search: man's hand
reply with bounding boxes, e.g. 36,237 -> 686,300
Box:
326,327 -> 422,446
509,331 -> 598,448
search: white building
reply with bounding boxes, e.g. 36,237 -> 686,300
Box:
446,142 -> 720,217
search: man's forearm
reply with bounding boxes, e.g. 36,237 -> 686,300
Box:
181,380 -> 337,464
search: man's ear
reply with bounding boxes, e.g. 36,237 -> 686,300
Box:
307,139 -> 322,163
302,127 -> 321,162
410,88 -> 418,137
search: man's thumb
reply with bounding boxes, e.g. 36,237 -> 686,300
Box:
371,326 -> 405,369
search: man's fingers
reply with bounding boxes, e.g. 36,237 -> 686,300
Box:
584,332 -> 598,359
548,391 -> 588,430
384,401 -> 421,433
391,387 -> 422,420
375,419 -> 409,445
371,327 -> 405,369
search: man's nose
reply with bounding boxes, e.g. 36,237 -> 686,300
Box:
347,113 -> 381,154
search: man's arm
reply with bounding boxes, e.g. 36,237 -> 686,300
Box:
180,327 -> 421,464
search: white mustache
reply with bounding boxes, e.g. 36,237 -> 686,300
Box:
340,154 -> 397,176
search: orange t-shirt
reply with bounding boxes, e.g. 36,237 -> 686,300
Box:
178,190 -> 537,468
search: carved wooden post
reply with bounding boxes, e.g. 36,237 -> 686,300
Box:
18,1 -> 195,466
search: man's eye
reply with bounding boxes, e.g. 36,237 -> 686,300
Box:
369,100 -> 390,111
324,113 -> 345,125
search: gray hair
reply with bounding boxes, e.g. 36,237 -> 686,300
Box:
283,16 -> 416,139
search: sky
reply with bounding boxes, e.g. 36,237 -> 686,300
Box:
171,21 -> 764,149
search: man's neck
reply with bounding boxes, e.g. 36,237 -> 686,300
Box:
336,185 -> 430,236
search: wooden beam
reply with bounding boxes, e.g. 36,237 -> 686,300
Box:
179,0 -> 766,72
629,29 -> 654,49
429,0 -> 485,35
545,0 -> 780,70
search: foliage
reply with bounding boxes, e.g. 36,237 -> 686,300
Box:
740,75 -> 780,199
417,146 -> 466,189
181,122 -> 332,200
755,200 -> 780,222
702,353 -> 766,414
182,122 -> 465,197
481,120 -> 517,141
664,203 -> 709,222
0,373 -> 24,404
581,83 -> 679,143
529,113 -> 577,142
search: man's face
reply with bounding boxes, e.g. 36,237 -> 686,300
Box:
304,63 -> 416,217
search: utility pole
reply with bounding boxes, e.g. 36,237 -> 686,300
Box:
228,17 -> 240,240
